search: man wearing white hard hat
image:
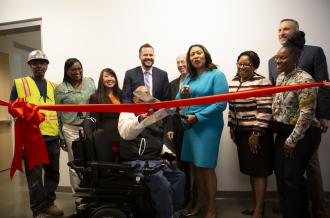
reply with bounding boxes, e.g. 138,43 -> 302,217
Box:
9,50 -> 64,218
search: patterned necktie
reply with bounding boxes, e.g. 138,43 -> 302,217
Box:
144,71 -> 151,89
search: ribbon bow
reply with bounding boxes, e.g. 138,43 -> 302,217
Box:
6,98 -> 49,178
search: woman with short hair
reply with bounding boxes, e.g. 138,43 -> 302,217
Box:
228,51 -> 273,218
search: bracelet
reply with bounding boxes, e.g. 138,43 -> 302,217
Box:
252,131 -> 261,137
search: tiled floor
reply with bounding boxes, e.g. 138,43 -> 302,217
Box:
0,171 -> 75,218
0,170 -> 328,218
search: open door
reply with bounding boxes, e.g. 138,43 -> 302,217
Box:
0,18 -> 42,171
0,52 -> 13,171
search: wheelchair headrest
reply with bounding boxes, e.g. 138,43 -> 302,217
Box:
73,117 -> 115,163
82,117 -> 97,142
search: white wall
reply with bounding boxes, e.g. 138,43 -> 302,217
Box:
1,0 -> 329,191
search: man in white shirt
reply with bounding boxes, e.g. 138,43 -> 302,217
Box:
118,85 -> 185,218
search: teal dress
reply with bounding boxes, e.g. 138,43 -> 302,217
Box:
54,77 -> 96,139
179,69 -> 228,168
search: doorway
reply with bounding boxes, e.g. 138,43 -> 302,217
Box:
0,18 -> 42,171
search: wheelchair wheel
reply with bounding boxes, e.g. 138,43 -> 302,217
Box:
90,207 -> 127,218
133,195 -> 155,218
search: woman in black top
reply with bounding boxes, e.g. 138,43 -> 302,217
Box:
89,68 -> 123,162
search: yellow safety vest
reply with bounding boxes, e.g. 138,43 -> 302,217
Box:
14,77 -> 59,136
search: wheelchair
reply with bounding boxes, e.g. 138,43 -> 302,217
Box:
68,117 -> 164,218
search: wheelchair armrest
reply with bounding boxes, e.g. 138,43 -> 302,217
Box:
142,163 -> 166,176
87,161 -> 139,172
67,160 -> 85,173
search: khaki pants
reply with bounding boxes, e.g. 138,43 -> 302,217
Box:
62,123 -> 83,191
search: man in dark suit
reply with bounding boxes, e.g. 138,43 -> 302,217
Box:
166,54 -> 192,206
169,54 -> 188,99
122,43 -> 171,103
269,18 -> 330,218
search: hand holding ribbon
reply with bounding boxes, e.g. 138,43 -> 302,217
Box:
0,81 -> 328,178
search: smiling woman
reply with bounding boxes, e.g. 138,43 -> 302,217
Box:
88,68 -> 123,162
228,50 -> 273,218
272,31 -> 321,218
179,44 -> 228,218
54,58 -> 96,190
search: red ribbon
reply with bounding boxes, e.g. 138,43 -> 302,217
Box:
0,81 -> 326,178
1,99 -> 49,178
37,81 -> 326,113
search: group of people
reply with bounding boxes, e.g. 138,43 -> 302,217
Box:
227,19 -> 329,218
9,18 -> 329,218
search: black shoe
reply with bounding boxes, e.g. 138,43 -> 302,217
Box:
272,206 -> 282,214
242,202 -> 265,216
241,208 -> 254,215
182,209 -> 201,217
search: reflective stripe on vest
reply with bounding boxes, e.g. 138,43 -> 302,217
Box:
21,77 -> 31,97
14,77 -> 59,136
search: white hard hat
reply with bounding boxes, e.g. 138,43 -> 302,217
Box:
27,50 -> 49,64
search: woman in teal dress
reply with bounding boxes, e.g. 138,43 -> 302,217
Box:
179,44 -> 228,218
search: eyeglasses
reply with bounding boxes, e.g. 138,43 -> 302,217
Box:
236,63 -> 252,68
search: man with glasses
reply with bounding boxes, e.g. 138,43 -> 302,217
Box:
268,19 -> 330,218
9,50 -> 63,218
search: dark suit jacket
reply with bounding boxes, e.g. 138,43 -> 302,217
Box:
166,75 -> 187,135
269,45 -> 330,119
165,76 -> 182,133
170,77 -> 181,100
122,66 -> 171,103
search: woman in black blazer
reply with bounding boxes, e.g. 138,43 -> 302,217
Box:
89,68 -> 123,162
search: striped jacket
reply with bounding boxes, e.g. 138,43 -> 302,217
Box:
228,73 -> 273,133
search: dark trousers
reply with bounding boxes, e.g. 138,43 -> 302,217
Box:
274,124 -> 321,218
306,150 -> 328,218
130,160 -> 185,218
23,139 -> 60,216
173,117 -> 192,204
